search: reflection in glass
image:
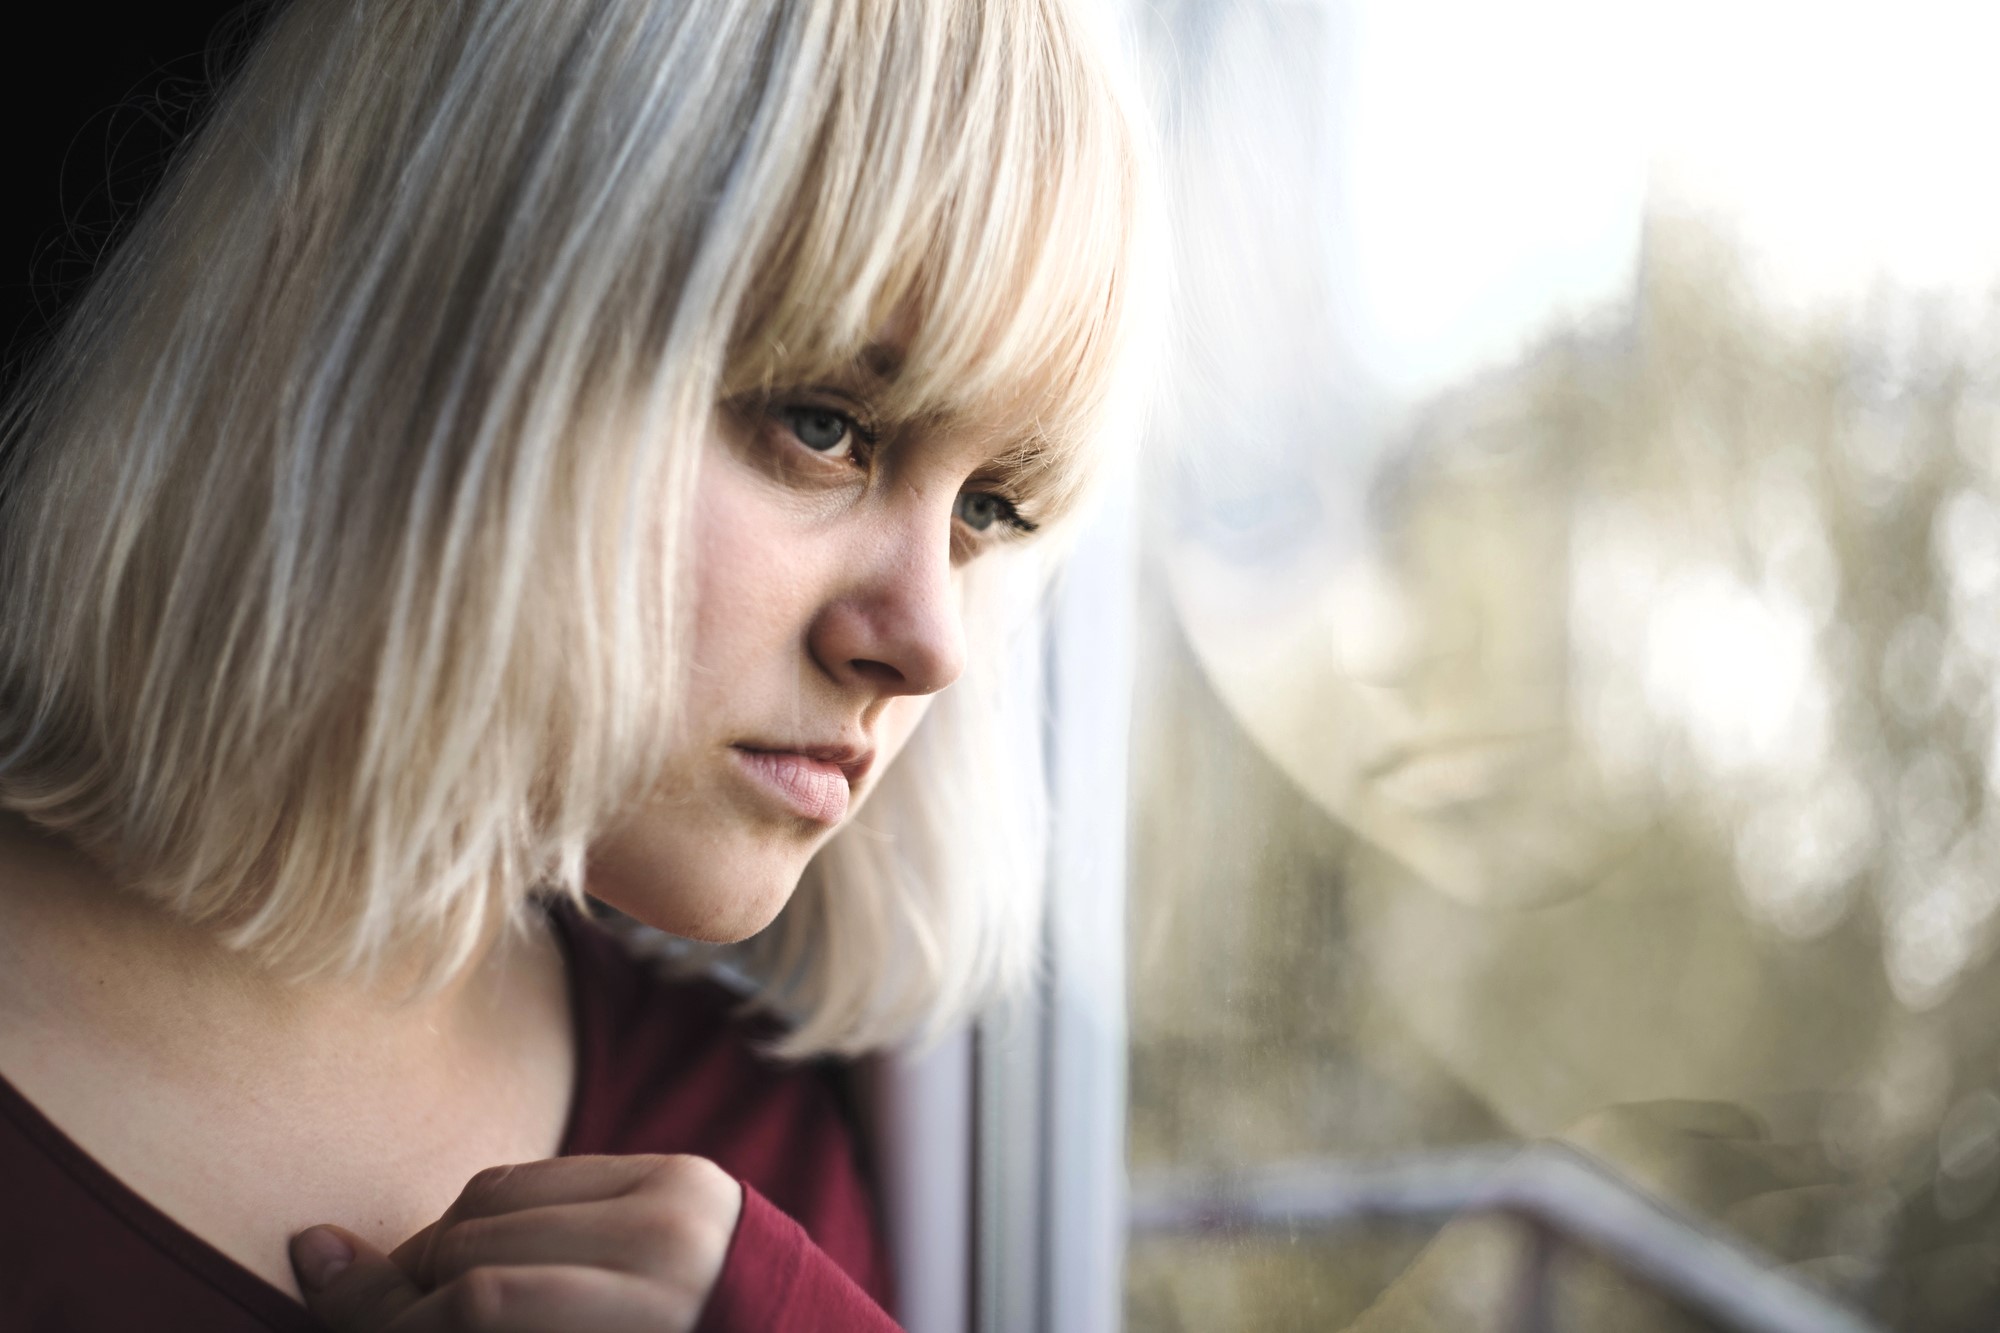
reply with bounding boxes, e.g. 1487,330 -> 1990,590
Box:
1125,2 -> 2000,1329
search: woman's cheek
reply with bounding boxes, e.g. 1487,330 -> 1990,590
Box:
865,695 -> 935,794
585,806 -> 806,944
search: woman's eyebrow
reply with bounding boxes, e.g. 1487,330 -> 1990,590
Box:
979,434 -> 1067,504
858,341 -> 906,383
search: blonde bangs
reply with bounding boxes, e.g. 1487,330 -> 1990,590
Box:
723,0 -> 1142,527
701,2 -> 1155,1055
0,0 -> 1151,1047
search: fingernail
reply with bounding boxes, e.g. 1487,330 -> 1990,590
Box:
291,1226 -> 354,1291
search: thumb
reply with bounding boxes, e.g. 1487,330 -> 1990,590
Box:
291,1225 -> 426,1330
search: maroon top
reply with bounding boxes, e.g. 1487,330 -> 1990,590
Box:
0,902 -> 903,1331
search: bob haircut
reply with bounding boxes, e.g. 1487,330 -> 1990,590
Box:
0,0 -> 1150,1055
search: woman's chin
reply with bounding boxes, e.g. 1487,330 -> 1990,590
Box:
1352,810 -> 1641,912
583,851 -> 805,945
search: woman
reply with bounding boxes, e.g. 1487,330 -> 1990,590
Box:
0,0 -> 1149,1328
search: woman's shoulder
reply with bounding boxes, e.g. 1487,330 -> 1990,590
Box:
548,899 -> 892,1304
550,898 -> 851,1152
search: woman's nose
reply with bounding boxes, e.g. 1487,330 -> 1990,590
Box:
808,516 -> 967,698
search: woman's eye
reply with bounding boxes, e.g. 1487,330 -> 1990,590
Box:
779,406 -> 857,458
955,491 -> 1017,533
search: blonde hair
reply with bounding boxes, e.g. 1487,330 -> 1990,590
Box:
0,0 -> 1150,1054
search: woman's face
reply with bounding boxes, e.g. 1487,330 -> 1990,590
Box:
1164,417 -> 1622,911
585,355 -> 1039,941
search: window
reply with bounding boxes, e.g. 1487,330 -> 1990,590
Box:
998,2 -> 2000,1330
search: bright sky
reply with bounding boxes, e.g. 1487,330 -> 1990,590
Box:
1322,0 -> 2000,400
1648,0 -> 2000,319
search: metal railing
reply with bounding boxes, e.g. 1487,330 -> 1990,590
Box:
1128,1146 -> 1880,1333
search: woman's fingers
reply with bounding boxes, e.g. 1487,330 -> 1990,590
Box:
1702,1138 -> 1841,1198
291,1226 -> 427,1330
1578,1132 -> 1836,1214
315,1258 -> 695,1333
1562,1100 -> 1841,1217
307,1153 -> 744,1333
407,1154 -> 724,1287
389,1219 -> 442,1279
1722,1183 -> 1897,1264
296,1220 -> 720,1333
424,1196 -> 719,1287
299,1155 -> 741,1332
1610,1099 -> 1772,1141
444,1156 -> 674,1223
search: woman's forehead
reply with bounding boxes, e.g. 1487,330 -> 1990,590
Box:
750,327 -> 1055,439
787,335 -> 1083,512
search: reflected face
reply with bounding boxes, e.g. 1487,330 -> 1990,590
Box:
1165,406 -> 1636,909
586,359 -> 1043,941
1154,275 -> 2000,1143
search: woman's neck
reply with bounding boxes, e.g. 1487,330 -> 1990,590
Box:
0,811 -> 577,1299
0,813 -> 536,1080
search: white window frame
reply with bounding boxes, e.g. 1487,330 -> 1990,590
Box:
979,465 -> 1140,1333
872,455 -> 1139,1333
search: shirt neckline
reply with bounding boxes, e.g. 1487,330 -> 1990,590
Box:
0,897 -> 596,1328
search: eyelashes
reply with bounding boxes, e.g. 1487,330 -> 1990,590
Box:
775,403 -> 871,461
953,490 -> 1035,535
762,397 -> 1040,543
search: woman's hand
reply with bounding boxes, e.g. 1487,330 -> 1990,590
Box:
1554,1100 -> 2000,1328
1350,1100 -> 1880,1331
290,1154 -> 744,1332
1559,1098 -> 1870,1273
1553,1099 -> 1880,1327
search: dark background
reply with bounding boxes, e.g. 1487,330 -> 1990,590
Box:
1,2 -> 270,395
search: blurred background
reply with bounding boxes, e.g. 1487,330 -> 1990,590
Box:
17,2 -> 2000,1329
1124,1 -> 2000,1329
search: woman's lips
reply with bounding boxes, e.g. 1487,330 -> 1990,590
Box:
730,747 -> 851,824
1362,732 -> 1563,813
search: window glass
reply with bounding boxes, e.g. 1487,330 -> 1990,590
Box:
1125,3 -> 2000,1328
